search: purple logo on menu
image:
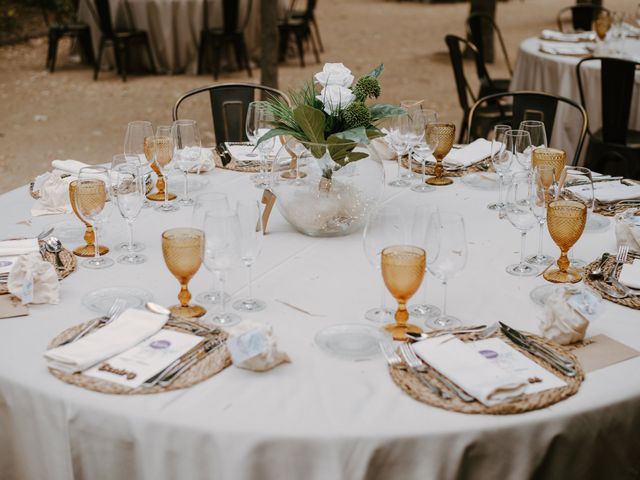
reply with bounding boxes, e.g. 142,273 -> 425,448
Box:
479,349 -> 498,359
0,261 -> 12,268
150,339 -> 171,349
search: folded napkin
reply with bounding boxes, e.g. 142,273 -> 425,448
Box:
540,29 -> 596,42
8,252 -> 59,305
31,171 -> 74,217
619,262 -> 640,290
371,135 -> 395,161
569,182 -> 640,203
539,42 -> 592,56
412,335 -> 527,406
44,308 -> 168,374
0,238 -> 39,257
446,138 -> 492,167
226,143 -> 261,163
615,209 -> 640,253
51,159 -> 91,176
192,148 -> 215,173
541,291 -> 589,345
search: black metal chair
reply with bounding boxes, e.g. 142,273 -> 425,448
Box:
290,0 -> 324,53
197,0 -> 253,80
556,5 -> 610,32
92,0 -> 156,82
576,57 -> 640,178
465,13 -> 512,76
466,91 -> 588,166
173,83 -> 290,145
445,34 -> 511,143
279,0 -> 321,67
41,0 -> 94,73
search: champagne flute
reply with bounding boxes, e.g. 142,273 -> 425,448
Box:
408,204 -> 441,321
425,123 -> 455,186
426,212 -> 467,329
381,245 -> 426,341
526,165 -> 555,266
504,171 -> 538,276
246,101 -> 274,189
172,119 -> 201,207
112,163 -> 146,265
203,211 -> 242,326
487,124 -> 512,210
544,200 -> 587,283
233,200 -> 266,312
362,206 -> 406,323
388,114 -> 411,187
111,154 -> 145,253
506,129 -> 533,171
162,228 -> 206,318
154,126 -> 179,212
74,166 -> 114,269
124,120 -> 155,207
410,109 -> 439,193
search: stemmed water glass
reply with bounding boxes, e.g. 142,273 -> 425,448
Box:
203,211 -> 242,326
74,166 -> 114,269
111,154 -> 146,253
487,124 -> 511,211
426,212 -> 467,329
172,119 -> 201,206
519,120 -> 547,150
154,126 -> 179,212
506,129 -> 533,171
410,109 -> 439,193
123,120 -> 155,207
362,206 -> 405,323
399,100 -> 423,181
408,204 -> 441,321
246,101 -> 274,189
504,171 -> 538,277
526,165 -> 555,267
112,163 -> 146,265
233,200 -> 266,313
388,114 -> 411,187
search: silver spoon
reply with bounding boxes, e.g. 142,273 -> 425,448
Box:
587,252 -> 610,280
44,236 -> 64,269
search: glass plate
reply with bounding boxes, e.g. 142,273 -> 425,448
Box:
314,323 -> 391,361
166,173 -> 210,192
461,172 -> 500,190
45,219 -> 85,244
82,286 -> 154,315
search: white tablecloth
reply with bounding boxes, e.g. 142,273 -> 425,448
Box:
510,37 -> 640,164
1,163 -> 640,480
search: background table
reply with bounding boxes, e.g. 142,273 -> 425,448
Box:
510,37 -> 640,164
1,162 -> 640,480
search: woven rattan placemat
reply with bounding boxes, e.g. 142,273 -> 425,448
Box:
583,256 -> 640,310
213,152 -> 263,173
389,330 -> 583,415
47,318 -> 230,395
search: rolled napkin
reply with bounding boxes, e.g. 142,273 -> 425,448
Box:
540,29 -> 596,42
412,335 -> 527,406
446,138 -> 492,167
225,321 -> 290,372
540,291 -> 589,345
0,238 -> 39,257
614,209 -> 640,253
568,183 -> 640,203
8,252 -> 59,305
539,42 -> 592,56
51,159 -> 91,176
619,262 -> 640,290
44,308 -> 168,374
31,171 -> 74,216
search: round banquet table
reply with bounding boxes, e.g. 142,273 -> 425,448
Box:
1,162 -> 640,480
510,36 -> 640,164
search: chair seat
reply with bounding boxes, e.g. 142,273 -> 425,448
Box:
50,23 -> 90,33
591,128 -> 640,149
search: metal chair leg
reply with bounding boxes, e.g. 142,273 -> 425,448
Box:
94,37 -> 105,80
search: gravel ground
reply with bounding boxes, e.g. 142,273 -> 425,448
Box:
0,0 -> 636,193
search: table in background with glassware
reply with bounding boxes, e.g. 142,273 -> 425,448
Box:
2,152 -> 640,479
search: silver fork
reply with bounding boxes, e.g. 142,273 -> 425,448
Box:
606,245 -> 629,286
63,298 -> 127,345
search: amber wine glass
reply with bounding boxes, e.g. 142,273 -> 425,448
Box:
381,245 -> 425,341
544,200 -> 587,284
425,123 -> 455,186
532,148 -> 566,184
162,228 -> 206,318
154,126 -> 179,212
595,11 -> 611,41
69,180 -> 109,258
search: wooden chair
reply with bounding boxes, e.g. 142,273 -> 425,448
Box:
466,91 -> 588,166
465,12 -> 512,76
576,57 -> 640,178
279,0 -> 321,67
556,5 -> 610,32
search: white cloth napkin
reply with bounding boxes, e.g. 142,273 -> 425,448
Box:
8,252 -> 59,305
226,143 -> 261,163
541,291 -> 589,345
44,309 -> 168,374
0,238 -> 39,257
31,171 -> 74,217
569,183 -> 640,203
539,42 -> 591,56
446,138 -> 492,167
619,262 -> 640,290
51,159 -> 91,176
412,335 -> 527,406
615,209 -> 640,253
540,29 -> 596,42
225,321 -> 290,372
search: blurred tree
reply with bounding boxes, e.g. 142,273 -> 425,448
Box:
469,0 -> 496,63
261,0 -> 279,89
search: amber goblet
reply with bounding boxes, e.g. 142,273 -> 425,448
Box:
544,200 -> 587,283
162,228 -> 206,318
595,11 -> 611,41
68,180 -> 109,257
532,148 -> 566,186
145,136 -> 177,202
425,123 -> 455,186
381,245 -> 426,340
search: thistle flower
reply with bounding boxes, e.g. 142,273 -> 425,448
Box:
353,76 -> 381,101
342,102 -> 372,129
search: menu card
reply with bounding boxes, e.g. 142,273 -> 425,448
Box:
84,329 -> 202,388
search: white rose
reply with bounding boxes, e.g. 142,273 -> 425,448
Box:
314,63 -> 354,88
316,85 -> 355,115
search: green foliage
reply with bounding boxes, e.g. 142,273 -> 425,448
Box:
342,102 -> 372,129
353,76 -> 381,102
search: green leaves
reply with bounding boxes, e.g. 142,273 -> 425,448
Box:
330,127 -> 370,145
293,105 -> 326,144
369,104 -> 406,122
367,64 -> 385,79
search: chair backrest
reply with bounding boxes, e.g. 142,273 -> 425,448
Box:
465,13 -> 512,76
203,0 -> 253,33
93,0 -> 116,38
576,57 -> 640,145
40,0 -> 79,26
556,5 -> 609,32
466,91 -> 588,165
173,83 -> 291,144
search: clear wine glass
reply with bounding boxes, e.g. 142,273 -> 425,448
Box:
246,101 -> 274,189
74,166 -> 114,269
172,119 -> 201,207
506,129 -> 533,171
519,120 -> 547,149
203,210 -> 242,327
154,125 -> 179,213
112,163 -> 146,265
400,101 -> 427,181
426,212 -> 467,329
525,165 -> 555,266
111,154 -> 146,253
233,200 -> 266,312
487,124 -> 512,210
408,204 -> 441,322
410,109 -> 439,193
124,120 -> 153,208
387,114 -> 411,188
362,205 -> 406,323
504,171 -> 539,276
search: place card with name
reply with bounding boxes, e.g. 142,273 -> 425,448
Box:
0,295 -> 29,319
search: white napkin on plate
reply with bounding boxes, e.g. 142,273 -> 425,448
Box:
225,143 -> 261,163
615,209 -> 640,253
8,252 -> 59,305
446,138 -> 492,167
51,159 -> 91,176
44,308 -> 168,374
412,335 -> 527,406
0,238 -> 39,257
540,29 -> 596,42
569,182 -> 640,203
539,42 -> 592,56
31,171 -> 74,217
619,262 -> 640,290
